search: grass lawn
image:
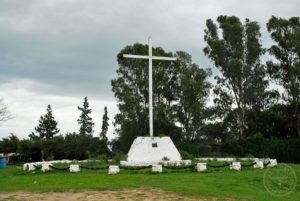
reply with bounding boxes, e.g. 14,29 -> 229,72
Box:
0,163 -> 299,201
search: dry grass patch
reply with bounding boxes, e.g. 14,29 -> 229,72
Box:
0,188 -> 237,201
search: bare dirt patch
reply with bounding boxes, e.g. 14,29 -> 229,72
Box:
0,188 -> 236,201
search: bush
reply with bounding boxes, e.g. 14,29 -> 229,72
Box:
10,133 -> 112,162
0,133 -> 19,153
179,150 -> 193,160
18,139 -> 43,162
177,143 -> 212,157
220,137 -> 300,163
112,153 -> 127,163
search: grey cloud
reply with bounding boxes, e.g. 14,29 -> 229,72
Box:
2,0 -> 299,100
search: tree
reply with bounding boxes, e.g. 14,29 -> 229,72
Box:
266,16 -> 300,137
174,51 -> 212,142
111,43 -> 182,151
77,97 -> 94,135
100,106 -> 109,142
0,99 -> 11,123
0,133 -> 19,153
112,43 -> 212,150
204,15 -> 269,139
28,132 -> 40,140
34,105 -> 60,139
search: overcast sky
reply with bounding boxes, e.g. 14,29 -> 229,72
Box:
0,0 -> 299,139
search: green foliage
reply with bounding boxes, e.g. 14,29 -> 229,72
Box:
221,137 -> 300,163
112,153 -> 127,163
100,106 -> 109,142
111,44 -> 211,152
63,133 -> 110,160
34,105 -> 60,139
245,104 -> 298,138
266,16 -> 300,137
112,43 -> 180,151
174,51 -> 212,142
0,133 -> 19,153
12,134 -> 111,162
78,97 -> 94,135
18,139 -> 43,161
179,150 -> 193,160
204,15 -> 273,139
177,143 -> 212,157
158,133 -> 166,137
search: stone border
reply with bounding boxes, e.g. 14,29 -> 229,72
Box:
22,158 -> 278,174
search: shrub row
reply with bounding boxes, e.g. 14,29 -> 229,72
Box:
178,138 -> 300,163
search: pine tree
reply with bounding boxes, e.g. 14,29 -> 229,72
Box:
35,105 -> 60,139
77,97 -> 94,135
100,106 -> 109,142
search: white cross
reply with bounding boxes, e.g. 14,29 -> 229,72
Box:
123,37 -> 177,137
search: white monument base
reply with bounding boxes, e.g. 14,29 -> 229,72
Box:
121,136 -> 186,166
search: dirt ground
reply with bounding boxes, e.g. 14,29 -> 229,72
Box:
0,188 -> 236,201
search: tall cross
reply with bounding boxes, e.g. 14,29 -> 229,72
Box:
123,37 -> 177,137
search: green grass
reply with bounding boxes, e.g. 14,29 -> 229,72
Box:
0,164 -> 299,201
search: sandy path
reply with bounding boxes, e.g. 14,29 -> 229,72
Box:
0,188 -> 236,201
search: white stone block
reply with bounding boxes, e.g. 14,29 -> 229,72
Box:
35,162 -> 43,166
108,165 -> 120,174
230,162 -> 241,171
267,159 -> 277,167
28,163 -> 36,171
253,161 -> 264,169
41,163 -> 52,172
152,164 -> 162,173
23,163 -> 28,171
196,163 -> 207,172
70,164 -> 80,172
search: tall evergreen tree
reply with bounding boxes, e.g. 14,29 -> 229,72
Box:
77,97 -> 94,135
266,16 -> 300,137
100,106 -> 109,142
204,15 -> 271,139
35,105 -> 60,139
175,51 -> 212,142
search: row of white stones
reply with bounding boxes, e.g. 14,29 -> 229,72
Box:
196,159 -> 278,172
23,159 -> 277,174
